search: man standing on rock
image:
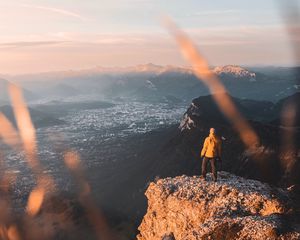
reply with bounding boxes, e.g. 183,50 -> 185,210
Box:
200,128 -> 222,182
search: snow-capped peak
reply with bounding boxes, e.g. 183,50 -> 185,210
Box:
213,65 -> 256,80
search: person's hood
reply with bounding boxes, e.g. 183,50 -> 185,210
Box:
209,133 -> 216,137
209,133 -> 218,140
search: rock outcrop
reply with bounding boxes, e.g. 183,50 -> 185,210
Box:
137,172 -> 300,240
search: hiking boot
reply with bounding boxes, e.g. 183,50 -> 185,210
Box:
199,175 -> 206,181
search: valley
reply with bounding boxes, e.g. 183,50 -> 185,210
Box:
0,65 -> 299,239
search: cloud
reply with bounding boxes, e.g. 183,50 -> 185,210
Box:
39,31 -> 164,44
192,9 -> 240,16
179,9 -> 241,18
0,41 -> 67,49
19,4 -> 87,21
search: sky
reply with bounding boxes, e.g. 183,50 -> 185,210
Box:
0,0 -> 299,74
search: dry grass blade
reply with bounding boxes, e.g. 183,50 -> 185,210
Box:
0,226 -> 7,239
164,18 -> 260,149
277,1 -> 300,182
0,220 -> 21,240
0,113 -> 20,148
64,151 -> 80,171
26,187 -> 45,216
280,102 -> 297,155
64,150 -> 116,240
7,225 -> 21,240
7,84 -> 55,219
8,84 -> 40,171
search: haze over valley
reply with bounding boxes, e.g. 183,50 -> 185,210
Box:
1,64 -> 299,238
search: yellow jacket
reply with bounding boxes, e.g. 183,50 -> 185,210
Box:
201,133 -> 222,158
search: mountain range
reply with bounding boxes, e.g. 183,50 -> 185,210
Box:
1,64 -> 298,103
0,78 -> 37,105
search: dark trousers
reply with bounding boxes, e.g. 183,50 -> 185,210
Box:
202,157 -> 217,181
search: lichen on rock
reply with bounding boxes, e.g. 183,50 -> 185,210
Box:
137,172 -> 300,240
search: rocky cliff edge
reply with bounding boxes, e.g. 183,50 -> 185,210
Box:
137,172 -> 300,240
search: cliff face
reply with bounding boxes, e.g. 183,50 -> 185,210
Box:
174,94 -> 300,186
137,172 -> 300,240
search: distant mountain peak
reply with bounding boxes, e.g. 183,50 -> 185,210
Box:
133,63 -> 164,73
213,65 -> 256,80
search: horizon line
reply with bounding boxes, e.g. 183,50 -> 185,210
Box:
2,63 -> 299,77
